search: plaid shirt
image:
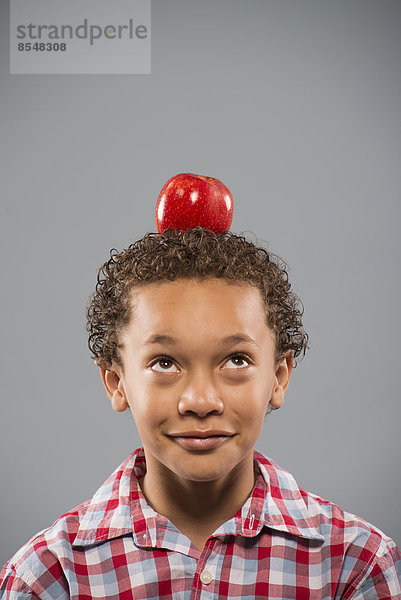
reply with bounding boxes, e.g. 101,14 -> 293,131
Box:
1,448 -> 400,600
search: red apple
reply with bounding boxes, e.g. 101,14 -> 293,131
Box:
155,173 -> 233,234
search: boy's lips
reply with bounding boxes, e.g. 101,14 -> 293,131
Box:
167,430 -> 235,450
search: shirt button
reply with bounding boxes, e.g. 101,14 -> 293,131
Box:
200,570 -> 213,585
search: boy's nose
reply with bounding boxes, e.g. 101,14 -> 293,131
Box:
177,374 -> 224,417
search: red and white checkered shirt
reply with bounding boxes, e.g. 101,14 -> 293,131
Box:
1,448 -> 400,599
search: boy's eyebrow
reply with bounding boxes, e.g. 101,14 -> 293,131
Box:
143,334 -> 258,347
144,335 -> 176,346
218,334 -> 259,347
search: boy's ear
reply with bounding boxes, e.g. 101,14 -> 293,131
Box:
269,353 -> 293,409
99,366 -> 128,413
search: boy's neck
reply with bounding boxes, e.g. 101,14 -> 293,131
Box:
139,453 -> 256,550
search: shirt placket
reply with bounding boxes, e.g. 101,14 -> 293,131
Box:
191,538 -> 224,600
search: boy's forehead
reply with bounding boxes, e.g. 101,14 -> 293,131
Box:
128,278 -> 270,333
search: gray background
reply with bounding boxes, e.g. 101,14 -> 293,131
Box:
1,0 -> 400,565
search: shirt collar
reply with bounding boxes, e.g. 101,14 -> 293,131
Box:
249,450 -> 324,542
73,448 -> 323,548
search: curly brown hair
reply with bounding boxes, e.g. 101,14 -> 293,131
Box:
86,228 -> 308,371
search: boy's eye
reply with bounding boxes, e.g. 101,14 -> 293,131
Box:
223,354 -> 251,369
150,358 -> 179,373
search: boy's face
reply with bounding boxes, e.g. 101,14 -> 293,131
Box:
102,278 -> 292,485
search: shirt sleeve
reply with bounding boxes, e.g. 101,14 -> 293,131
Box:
348,538 -> 401,600
0,563 -> 40,600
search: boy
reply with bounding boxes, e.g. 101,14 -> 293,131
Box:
1,228 -> 400,599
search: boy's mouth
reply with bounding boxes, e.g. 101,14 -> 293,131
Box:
168,430 -> 235,450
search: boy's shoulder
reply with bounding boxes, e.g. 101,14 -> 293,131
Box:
255,451 -> 401,597
0,450 -> 142,595
256,450 -> 396,550
5,449 -> 143,553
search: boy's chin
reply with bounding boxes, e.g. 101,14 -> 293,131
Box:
158,449 -> 254,485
